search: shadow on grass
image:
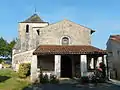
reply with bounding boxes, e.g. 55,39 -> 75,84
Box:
0,76 -> 11,82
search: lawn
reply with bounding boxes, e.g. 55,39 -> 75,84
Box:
0,68 -> 31,90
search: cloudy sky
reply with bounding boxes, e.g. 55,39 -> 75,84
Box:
0,0 -> 120,49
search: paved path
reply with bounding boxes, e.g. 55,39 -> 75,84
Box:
24,83 -> 120,90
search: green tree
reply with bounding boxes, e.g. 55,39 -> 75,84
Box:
0,37 -> 16,60
8,39 -> 16,59
0,37 -> 9,58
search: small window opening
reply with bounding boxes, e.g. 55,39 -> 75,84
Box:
37,30 -> 40,35
62,37 -> 69,45
26,25 -> 29,33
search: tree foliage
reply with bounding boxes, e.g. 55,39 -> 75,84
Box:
8,39 -> 16,58
0,37 -> 8,58
0,37 -> 16,60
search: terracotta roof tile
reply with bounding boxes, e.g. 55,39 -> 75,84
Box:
33,45 -> 106,55
110,35 -> 120,43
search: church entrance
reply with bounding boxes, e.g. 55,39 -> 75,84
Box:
61,55 -> 72,78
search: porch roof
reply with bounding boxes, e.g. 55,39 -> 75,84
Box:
33,45 -> 107,55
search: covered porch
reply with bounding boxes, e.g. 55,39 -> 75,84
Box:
31,45 -> 107,82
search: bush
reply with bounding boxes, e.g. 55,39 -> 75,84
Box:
39,67 -> 59,84
39,74 -> 49,84
39,67 -> 49,83
0,59 -> 2,64
3,64 -> 11,68
50,74 -> 59,84
0,58 -> 4,64
80,76 -> 89,84
18,63 -> 31,78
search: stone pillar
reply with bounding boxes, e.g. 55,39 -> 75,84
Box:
80,55 -> 87,76
96,57 -> 102,67
54,55 -> 61,78
104,55 -> 107,66
31,55 -> 38,83
104,55 -> 108,78
90,58 -> 94,69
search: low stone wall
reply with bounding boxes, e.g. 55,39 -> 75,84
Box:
12,49 -> 35,71
0,64 -> 2,69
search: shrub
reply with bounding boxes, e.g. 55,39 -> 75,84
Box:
18,63 -> 31,78
50,74 -> 59,84
3,64 -> 11,68
80,76 -> 89,84
75,72 -> 81,78
0,58 -> 4,64
0,59 -> 2,64
39,67 -> 59,84
39,74 -> 49,84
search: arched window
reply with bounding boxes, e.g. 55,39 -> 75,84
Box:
26,25 -> 29,33
62,37 -> 69,45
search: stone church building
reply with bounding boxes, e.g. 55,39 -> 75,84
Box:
12,14 -> 107,82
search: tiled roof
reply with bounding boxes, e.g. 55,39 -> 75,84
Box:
33,45 -> 106,55
110,35 -> 120,43
21,14 -> 45,23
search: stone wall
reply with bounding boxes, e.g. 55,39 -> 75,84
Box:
38,20 -> 91,45
18,22 -> 48,52
107,39 -> 120,80
17,20 -> 92,50
12,22 -> 48,70
12,50 -> 35,71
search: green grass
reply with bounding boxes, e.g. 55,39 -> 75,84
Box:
0,68 -> 31,90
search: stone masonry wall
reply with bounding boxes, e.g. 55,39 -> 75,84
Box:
18,23 -> 48,52
107,40 -> 120,80
12,22 -> 48,70
12,50 -> 35,71
38,20 -> 91,45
